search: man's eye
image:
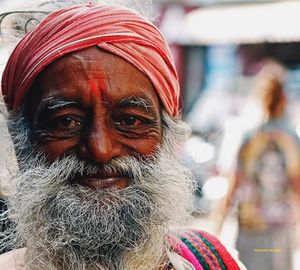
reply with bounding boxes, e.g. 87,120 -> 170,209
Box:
115,115 -> 141,127
49,116 -> 82,130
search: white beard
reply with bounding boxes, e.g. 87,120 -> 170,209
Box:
4,112 -> 195,270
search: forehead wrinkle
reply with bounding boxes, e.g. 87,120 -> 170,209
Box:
86,69 -> 108,80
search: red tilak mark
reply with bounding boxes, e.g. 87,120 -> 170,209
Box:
88,79 -> 108,101
88,80 -> 98,93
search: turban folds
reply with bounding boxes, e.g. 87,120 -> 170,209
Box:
1,4 -> 179,116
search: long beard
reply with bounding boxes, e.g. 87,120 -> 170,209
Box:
4,135 -> 195,270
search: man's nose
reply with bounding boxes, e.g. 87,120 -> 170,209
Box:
79,122 -> 123,163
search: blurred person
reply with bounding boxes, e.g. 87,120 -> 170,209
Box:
211,60 -> 300,270
0,1 -> 245,270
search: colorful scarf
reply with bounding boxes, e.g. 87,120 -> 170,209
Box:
167,230 -> 242,270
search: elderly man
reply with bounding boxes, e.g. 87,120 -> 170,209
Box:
0,3 -> 244,270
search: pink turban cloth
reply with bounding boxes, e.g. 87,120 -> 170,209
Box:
1,3 -> 180,116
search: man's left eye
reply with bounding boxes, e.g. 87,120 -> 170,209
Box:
114,113 -> 151,128
116,115 -> 141,126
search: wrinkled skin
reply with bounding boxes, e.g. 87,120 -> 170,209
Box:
25,47 -> 163,190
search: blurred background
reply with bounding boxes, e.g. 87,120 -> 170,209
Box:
2,0 -> 300,268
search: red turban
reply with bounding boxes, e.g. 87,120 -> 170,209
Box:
1,3 -> 179,116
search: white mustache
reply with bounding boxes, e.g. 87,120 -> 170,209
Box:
3,109 -> 195,270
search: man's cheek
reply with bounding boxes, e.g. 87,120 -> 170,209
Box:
36,138 -> 80,161
123,138 -> 161,157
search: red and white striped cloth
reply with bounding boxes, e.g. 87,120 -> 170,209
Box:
1,3 -> 179,116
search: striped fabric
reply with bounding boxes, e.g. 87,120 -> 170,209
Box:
167,230 -> 241,270
1,3 -> 180,116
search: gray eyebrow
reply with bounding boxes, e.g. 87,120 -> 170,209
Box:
118,96 -> 153,111
42,97 -> 78,110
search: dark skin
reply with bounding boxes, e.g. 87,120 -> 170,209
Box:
25,47 -> 163,190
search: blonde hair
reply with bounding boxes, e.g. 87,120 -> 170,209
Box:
254,60 -> 287,119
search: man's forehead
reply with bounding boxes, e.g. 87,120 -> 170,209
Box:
31,48 -> 160,112
43,47 -> 137,80
43,51 -> 152,86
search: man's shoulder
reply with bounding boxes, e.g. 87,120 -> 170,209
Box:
0,248 -> 26,270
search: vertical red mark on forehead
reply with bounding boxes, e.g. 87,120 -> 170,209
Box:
87,75 -> 108,101
88,80 -> 99,93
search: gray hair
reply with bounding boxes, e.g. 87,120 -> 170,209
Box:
1,108 -> 195,270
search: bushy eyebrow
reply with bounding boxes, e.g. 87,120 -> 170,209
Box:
118,96 -> 153,111
41,97 -> 79,111
38,96 -> 155,114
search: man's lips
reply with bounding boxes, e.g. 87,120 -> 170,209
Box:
75,173 -> 129,190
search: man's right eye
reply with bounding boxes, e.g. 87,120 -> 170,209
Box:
34,114 -> 85,140
49,116 -> 82,130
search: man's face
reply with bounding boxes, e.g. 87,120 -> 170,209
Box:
6,46 -> 193,270
26,47 -> 163,190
